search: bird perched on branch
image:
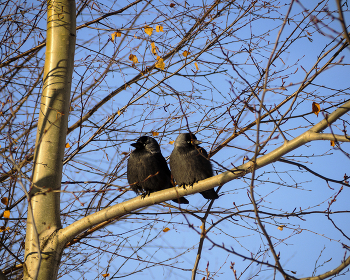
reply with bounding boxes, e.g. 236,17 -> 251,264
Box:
127,136 -> 189,204
169,133 -> 219,200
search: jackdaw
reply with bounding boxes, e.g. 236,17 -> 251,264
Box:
127,136 -> 189,204
169,133 -> 219,200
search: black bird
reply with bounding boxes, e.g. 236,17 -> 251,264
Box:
169,133 -> 219,200
127,136 -> 189,204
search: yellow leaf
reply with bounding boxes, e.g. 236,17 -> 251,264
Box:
144,25 -> 153,36
200,225 -> 203,230
65,143 -> 70,148
195,62 -> 199,70
155,58 -> 165,70
129,54 -> 138,64
163,227 -> 170,232
1,197 -> 8,205
102,273 -> 110,277
156,25 -> 163,32
169,140 -> 175,145
151,42 -> 157,55
277,225 -> 285,231
3,210 -> 10,219
117,110 -> 121,116
0,226 -> 9,233
152,131 -> 159,136
330,140 -> 335,147
312,102 -> 320,117
183,50 -> 190,57
111,32 -> 121,41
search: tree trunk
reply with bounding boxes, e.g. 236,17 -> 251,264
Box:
24,1 -> 76,279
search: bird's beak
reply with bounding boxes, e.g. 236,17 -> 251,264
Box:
191,139 -> 201,145
130,143 -> 138,148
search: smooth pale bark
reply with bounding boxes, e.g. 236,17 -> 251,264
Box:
24,1 -> 76,279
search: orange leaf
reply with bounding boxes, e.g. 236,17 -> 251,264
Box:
194,62 -> 199,70
129,54 -> 138,64
163,227 -> 170,232
151,42 -> 157,55
312,102 -> 320,117
0,226 -> 10,233
155,58 -> 165,70
144,25 -> 153,36
183,50 -> 190,57
151,131 -> 159,136
65,142 -> 71,148
3,210 -> 10,219
117,110 -> 121,116
1,197 -> 8,205
169,140 -> 175,145
330,140 -> 335,147
156,25 -> 163,32
102,273 -> 110,277
277,225 -> 285,231
111,31 -> 121,41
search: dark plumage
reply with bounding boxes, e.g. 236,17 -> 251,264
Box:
169,133 -> 219,200
127,136 -> 189,204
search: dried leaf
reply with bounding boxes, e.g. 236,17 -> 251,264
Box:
156,25 -> 163,32
155,58 -> 165,70
3,210 -> 10,219
169,140 -> 175,145
144,25 -> 153,36
111,31 -> 121,41
170,3 -> 175,7
183,50 -> 190,57
277,225 -> 285,231
117,110 -> 121,116
195,62 -> 199,70
151,131 -> 159,136
102,273 -> 110,277
312,102 -> 320,117
151,42 -> 157,55
121,152 -> 129,156
129,54 -> 138,64
65,143 -> 71,148
163,227 -> 170,232
330,140 -> 335,147
1,197 -> 8,205
0,226 -> 9,233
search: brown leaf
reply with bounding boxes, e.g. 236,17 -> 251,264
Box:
312,102 -> 320,117
330,140 -> 335,147
183,50 -> 190,57
151,131 -> 159,136
129,54 -> 138,64
1,197 -> 8,205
